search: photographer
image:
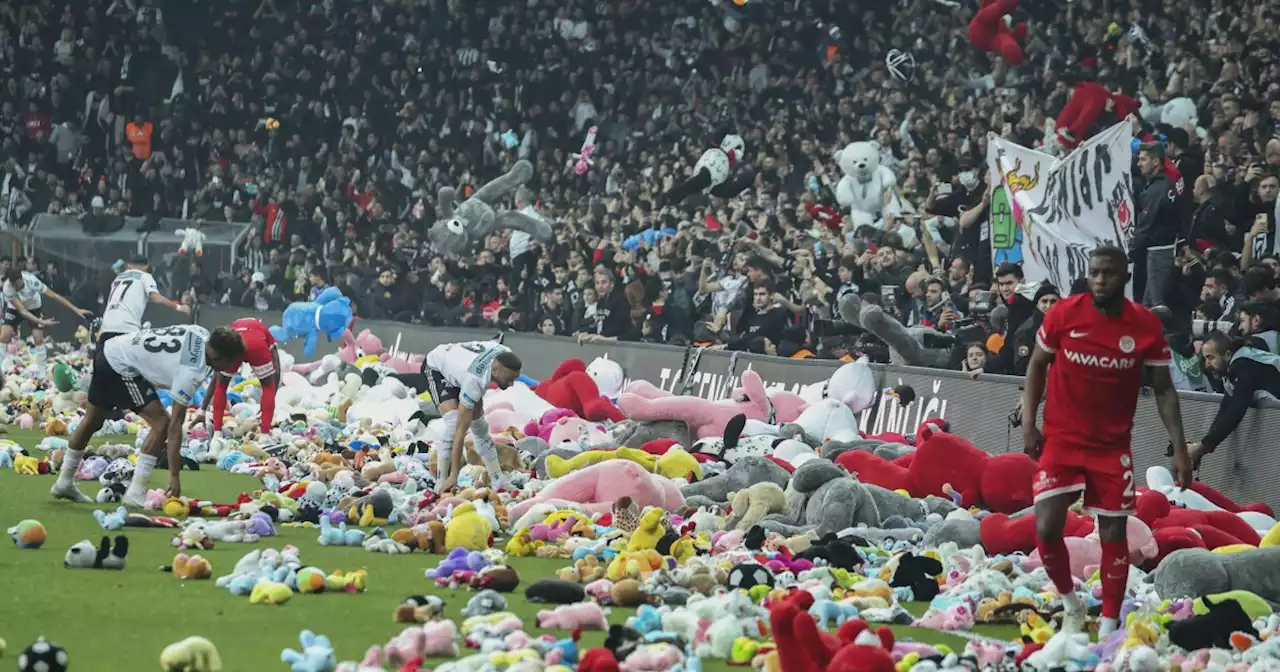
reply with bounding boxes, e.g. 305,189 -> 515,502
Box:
1152,305 -> 1208,392
1188,331 -> 1280,469
239,271 -> 283,312
1237,300 -> 1280,353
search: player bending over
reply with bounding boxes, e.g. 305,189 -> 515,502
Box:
50,324 -> 245,506
1021,246 -> 1193,639
0,268 -> 91,370
197,318 -> 280,433
97,255 -> 190,347
404,340 -> 522,492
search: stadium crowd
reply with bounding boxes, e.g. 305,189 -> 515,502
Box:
2,0 -> 1280,379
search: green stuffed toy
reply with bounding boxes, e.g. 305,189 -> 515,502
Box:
52,361 -> 76,393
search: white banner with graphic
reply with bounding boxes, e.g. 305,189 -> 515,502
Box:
986,121 -> 1136,295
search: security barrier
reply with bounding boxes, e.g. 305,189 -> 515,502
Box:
35,302 -> 1280,513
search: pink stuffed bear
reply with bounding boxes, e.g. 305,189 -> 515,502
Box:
622,643 -> 684,671
383,621 -> 458,664
335,328 -> 424,374
524,408 -> 580,443
617,370 -> 806,439
1021,516 -> 1158,580
507,460 -> 685,520
536,602 -> 608,630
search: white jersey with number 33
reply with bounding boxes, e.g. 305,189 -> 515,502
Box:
99,269 -> 160,334
426,340 -> 510,408
104,324 -> 211,406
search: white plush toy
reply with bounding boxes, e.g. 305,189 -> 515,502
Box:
586,355 -> 625,398
835,141 -> 903,228
176,227 -> 207,256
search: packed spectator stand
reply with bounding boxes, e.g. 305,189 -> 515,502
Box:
2,0 -> 1279,384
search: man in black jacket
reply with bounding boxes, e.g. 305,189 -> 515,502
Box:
1010,283 -> 1061,375
727,282 -> 790,353
1131,143 -> 1184,306
1188,331 -> 1280,469
994,263 -> 1035,373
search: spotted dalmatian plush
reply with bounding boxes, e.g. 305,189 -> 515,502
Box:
98,458 -> 133,489
612,497 -> 641,533
689,413 -> 810,465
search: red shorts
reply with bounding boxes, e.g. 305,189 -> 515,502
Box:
1031,439 -> 1135,516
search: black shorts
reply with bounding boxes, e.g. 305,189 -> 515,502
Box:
87,347 -> 158,412
425,367 -> 460,406
96,331 -> 126,350
3,306 -> 42,329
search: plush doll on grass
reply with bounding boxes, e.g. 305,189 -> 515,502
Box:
427,159 -> 553,259
662,134 -> 752,205
159,636 -> 222,671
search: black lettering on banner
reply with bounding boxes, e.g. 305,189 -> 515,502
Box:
1076,152 -> 1091,213
1064,244 -> 1090,282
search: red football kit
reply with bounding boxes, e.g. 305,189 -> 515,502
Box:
212,318 -> 279,432
1032,294 -> 1171,515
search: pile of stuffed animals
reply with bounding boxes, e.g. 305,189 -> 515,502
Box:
9,334 -> 1280,671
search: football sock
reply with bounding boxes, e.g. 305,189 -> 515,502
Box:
1100,539 -> 1130,621
471,416 -> 504,480
128,454 -> 158,493
212,377 -> 229,432
436,410 -> 458,477
1097,617 -> 1119,638
30,344 -> 46,370
1035,536 -> 1076,596
57,449 -> 85,484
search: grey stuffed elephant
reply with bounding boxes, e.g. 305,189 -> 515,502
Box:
838,294 -> 952,369
428,160 -> 553,257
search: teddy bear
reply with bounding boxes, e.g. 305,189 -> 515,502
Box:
968,0 -> 1028,66
835,141 -> 902,229
534,359 -> 624,423
1044,78 -> 1140,155
835,430 -> 1037,514
661,134 -> 751,205
428,159 -> 552,258
268,286 -> 353,358
727,482 -> 788,532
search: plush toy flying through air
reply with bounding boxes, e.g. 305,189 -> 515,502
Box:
427,159 -> 554,258
572,126 -> 598,176
968,0 -> 1028,66
662,134 -> 752,205
269,287 -> 353,358
175,227 -> 207,257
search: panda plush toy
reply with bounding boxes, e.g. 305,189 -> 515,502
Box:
18,638 -> 69,672
662,134 -> 753,205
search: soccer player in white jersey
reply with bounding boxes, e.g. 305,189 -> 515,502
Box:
418,340 -> 523,492
97,255 -> 190,347
50,324 -> 245,506
0,268 -> 92,371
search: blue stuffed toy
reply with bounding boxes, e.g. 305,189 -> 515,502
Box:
280,630 -> 336,672
270,286 -> 352,357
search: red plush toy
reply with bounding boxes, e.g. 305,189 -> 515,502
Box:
770,590 -> 896,672
1052,80 -> 1140,151
835,433 -> 1036,514
980,511 -> 1095,556
968,0 -> 1028,66
1134,490 -> 1258,550
535,360 -> 625,423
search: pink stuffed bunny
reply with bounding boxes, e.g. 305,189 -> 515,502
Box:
618,370 -> 798,439
383,627 -> 427,665
621,643 -> 684,671
420,620 -> 459,657
531,515 -> 577,542
535,602 -> 608,630
584,578 -> 614,603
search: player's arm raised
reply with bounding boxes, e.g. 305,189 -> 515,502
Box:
42,286 -> 91,319
145,273 -> 190,314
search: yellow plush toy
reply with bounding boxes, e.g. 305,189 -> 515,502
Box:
249,579 -> 293,605
627,508 -> 666,552
325,569 -> 368,592
159,636 -> 223,672
505,528 -> 542,557
13,454 -> 40,475
544,446 -> 702,480
445,502 -> 494,551
606,549 -> 664,581
1260,521 -> 1280,548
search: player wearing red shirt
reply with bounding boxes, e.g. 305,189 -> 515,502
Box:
1021,246 -> 1192,641
201,318 -> 280,433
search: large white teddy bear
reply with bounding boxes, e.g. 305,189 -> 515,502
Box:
835,141 -> 901,228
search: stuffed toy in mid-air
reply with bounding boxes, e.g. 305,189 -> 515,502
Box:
427,160 -> 554,258
269,287 -> 353,358
572,126 -> 598,175
1044,78 -> 1139,154
175,227 -> 206,256
968,0 -> 1028,66
663,134 -> 752,205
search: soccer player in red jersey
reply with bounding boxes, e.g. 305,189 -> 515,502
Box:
200,318 -> 280,433
1021,246 -> 1193,639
